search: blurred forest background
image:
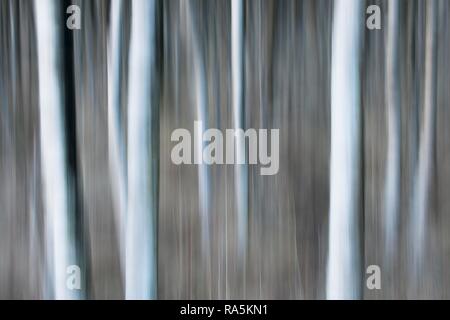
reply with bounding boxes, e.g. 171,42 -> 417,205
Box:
1,0 -> 450,299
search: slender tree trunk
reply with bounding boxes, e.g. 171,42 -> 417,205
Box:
231,0 -> 248,258
34,0 -> 80,299
326,0 -> 362,300
191,6 -> 210,254
384,0 -> 401,259
126,0 -> 157,299
185,0 -> 212,296
411,0 -> 437,276
107,0 -> 127,284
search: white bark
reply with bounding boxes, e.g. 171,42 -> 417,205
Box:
107,0 -> 127,282
384,0 -> 400,258
326,0 -> 362,300
411,0 -> 437,269
126,0 -> 157,299
232,0 -> 248,256
185,0 -> 211,260
34,0 -> 79,299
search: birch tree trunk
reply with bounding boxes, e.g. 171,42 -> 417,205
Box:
384,0 -> 401,259
231,0 -> 248,258
410,0 -> 437,275
184,0 -> 212,278
34,0 -> 80,299
326,0 -> 362,300
107,0 -> 127,283
126,0 -> 157,299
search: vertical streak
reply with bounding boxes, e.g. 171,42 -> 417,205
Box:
126,0 -> 157,299
8,0 -> 16,113
185,0 -> 212,290
411,0 -> 437,273
107,0 -> 127,282
384,0 -> 400,259
193,32 -> 210,260
34,0 -> 78,299
326,0 -> 362,300
232,0 -> 248,257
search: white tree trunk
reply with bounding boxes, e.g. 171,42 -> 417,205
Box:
34,0 -> 80,299
107,0 -> 127,283
411,0 -> 437,272
184,0 -> 212,268
326,0 -> 362,300
384,0 -> 400,258
232,0 -> 248,256
126,0 -> 157,299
